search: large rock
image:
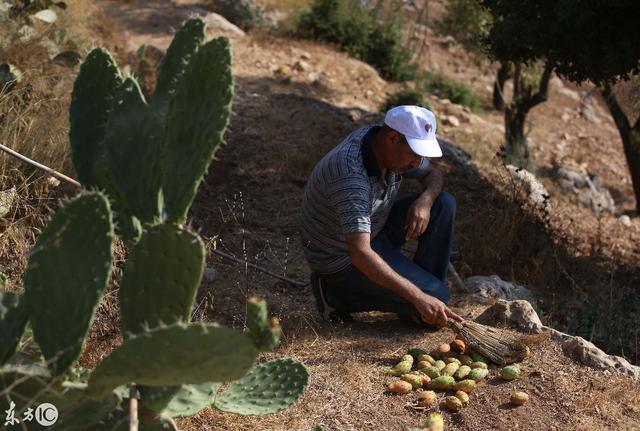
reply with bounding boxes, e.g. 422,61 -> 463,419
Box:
554,165 -> 615,213
464,275 -> 537,306
546,329 -> 640,380
476,299 -> 543,334
439,138 -> 479,175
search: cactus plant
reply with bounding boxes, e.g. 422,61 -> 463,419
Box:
214,358 -> 309,415
0,17 -> 309,430
24,192 -> 114,376
0,292 -> 28,365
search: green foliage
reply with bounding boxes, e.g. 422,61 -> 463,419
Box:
24,192 -> 114,377
296,0 -> 417,82
1,18 -> 309,429
381,89 -> 432,112
209,0 -> 266,31
480,0 -> 640,84
214,358 -> 309,415
418,72 -> 481,111
438,0 -> 491,53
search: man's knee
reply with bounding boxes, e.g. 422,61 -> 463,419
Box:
435,191 -> 456,218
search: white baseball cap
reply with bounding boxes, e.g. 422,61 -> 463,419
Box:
384,105 -> 442,157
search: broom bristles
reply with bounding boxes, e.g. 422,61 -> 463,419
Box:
449,320 -> 528,365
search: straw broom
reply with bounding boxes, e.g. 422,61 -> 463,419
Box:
449,319 -> 529,365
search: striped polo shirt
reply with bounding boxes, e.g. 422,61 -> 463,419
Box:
298,125 -> 430,274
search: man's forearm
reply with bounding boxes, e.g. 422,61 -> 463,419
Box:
350,247 -> 427,305
417,167 -> 444,205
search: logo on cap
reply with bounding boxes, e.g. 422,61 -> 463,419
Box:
425,123 -> 433,133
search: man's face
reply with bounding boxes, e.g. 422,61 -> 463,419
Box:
388,131 -> 422,174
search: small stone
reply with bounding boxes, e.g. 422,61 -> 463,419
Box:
445,115 -> 460,127
619,215 -> 632,227
203,267 -> 216,283
561,112 -> 571,122
292,60 -> 310,72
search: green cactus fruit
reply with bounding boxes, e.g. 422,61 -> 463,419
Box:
442,362 -> 460,376
468,368 -> 489,382
247,296 -> 268,340
454,365 -> 471,380
88,323 -> 257,399
119,223 -> 205,335
459,354 -> 473,366
454,379 -> 476,393
455,390 -> 470,406
387,360 -> 412,376
401,354 -> 415,365
470,351 -> 488,364
434,360 -> 446,371
471,361 -> 488,369
69,48 -> 122,187
0,291 -> 28,365
425,412 -> 444,431
417,354 -> 436,365
423,366 -> 441,379
163,382 -> 221,418
256,317 -> 281,353
408,348 -> 427,360
500,365 -> 521,381
401,373 -> 423,390
24,192 -> 114,376
103,77 -> 163,225
444,357 -> 461,365
443,395 -> 463,412
162,37 -> 233,224
214,358 -> 309,415
154,18 -> 206,103
427,375 -> 455,391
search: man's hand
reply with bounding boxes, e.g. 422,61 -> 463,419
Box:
414,294 -> 463,327
404,196 -> 433,240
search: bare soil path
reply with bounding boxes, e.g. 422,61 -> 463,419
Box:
92,1 -> 640,430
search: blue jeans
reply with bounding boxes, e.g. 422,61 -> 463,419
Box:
320,191 -> 456,318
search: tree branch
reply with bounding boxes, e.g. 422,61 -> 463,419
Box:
601,83 -> 631,136
524,62 -> 554,111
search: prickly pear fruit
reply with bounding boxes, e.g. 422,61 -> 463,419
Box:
388,380 -> 412,394
442,362 -> 459,377
470,351 -> 488,364
419,374 -> 431,386
425,412 -> 444,431
500,365 -> 521,381
401,354 -> 415,365
418,354 -> 436,365
417,360 -> 431,370
427,375 -> 455,391
437,343 -> 450,355
459,354 -> 473,366
471,361 -> 488,369
434,360 -> 446,371
454,379 -> 476,393
511,391 -> 529,406
388,360 -> 412,376
424,366 -> 441,379
444,357 -> 461,365
454,365 -> 471,380
401,374 -> 423,390
455,390 -> 469,406
443,395 -> 463,412
468,368 -> 489,382
408,348 -> 427,360
417,390 -> 437,407
450,339 -> 465,353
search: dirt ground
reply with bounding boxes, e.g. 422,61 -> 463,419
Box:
35,0 -> 640,429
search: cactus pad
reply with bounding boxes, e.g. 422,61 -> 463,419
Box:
214,358 -> 309,415
0,291 -> 28,365
24,192 -> 114,376
164,382 -> 221,418
119,223 -> 205,335
162,37 -> 233,223
88,323 -> 257,399
70,48 -> 122,187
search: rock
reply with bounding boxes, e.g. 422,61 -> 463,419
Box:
202,12 -> 246,37
476,299 -> 543,334
438,138 -> 479,175
299,51 -> 312,60
580,103 -> 600,124
559,335 -> 640,380
554,165 -> 615,213
619,215 -> 632,227
209,0 -> 265,31
292,60 -> 310,72
557,86 -> 581,102
18,25 -> 37,43
444,115 -> 460,127
465,275 -> 537,306
0,186 -> 16,218
274,64 -> 292,77
506,165 -> 550,210
561,112 -> 571,122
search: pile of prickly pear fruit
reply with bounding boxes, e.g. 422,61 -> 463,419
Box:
386,336 -> 530,429
0,18 -> 308,430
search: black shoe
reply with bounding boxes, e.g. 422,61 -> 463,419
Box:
310,273 -> 353,323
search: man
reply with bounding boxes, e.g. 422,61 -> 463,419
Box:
298,105 -> 462,327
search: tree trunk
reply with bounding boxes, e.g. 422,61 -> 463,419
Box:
502,62 -> 554,168
493,61 -> 511,110
602,84 -> 640,213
